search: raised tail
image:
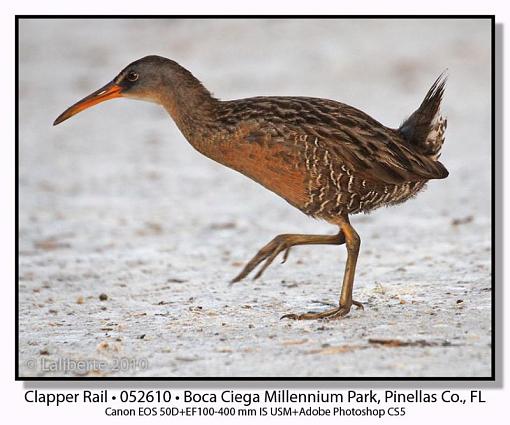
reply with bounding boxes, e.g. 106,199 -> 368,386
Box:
398,73 -> 448,160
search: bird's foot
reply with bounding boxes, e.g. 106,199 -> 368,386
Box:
231,235 -> 293,284
281,300 -> 364,320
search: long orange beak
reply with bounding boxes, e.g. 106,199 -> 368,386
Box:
53,81 -> 123,126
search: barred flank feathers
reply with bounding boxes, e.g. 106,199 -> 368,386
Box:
398,73 -> 448,160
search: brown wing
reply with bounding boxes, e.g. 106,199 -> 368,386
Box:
312,122 -> 449,185
235,97 -> 448,185
216,96 -> 448,189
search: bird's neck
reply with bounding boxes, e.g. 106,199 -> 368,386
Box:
160,75 -> 221,153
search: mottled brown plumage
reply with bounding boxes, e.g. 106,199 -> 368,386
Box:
54,55 -> 448,320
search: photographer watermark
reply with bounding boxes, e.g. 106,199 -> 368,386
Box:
25,356 -> 149,373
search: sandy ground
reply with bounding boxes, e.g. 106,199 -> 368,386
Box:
18,19 -> 492,378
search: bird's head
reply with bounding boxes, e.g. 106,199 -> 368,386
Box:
53,55 -> 197,125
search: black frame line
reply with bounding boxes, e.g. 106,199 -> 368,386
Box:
15,14 -> 496,382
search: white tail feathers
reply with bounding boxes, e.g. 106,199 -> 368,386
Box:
398,73 -> 447,159
424,113 -> 447,160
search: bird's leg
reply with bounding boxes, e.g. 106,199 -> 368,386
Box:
231,232 -> 345,283
282,216 -> 364,320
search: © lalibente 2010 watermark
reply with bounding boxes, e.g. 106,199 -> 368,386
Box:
25,357 -> 149,373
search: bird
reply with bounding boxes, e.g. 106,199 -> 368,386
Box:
54,55 -> 448,320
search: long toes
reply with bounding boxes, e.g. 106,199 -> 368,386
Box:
281,310 -> 324,320
280,313 -> 300,320
230,269 -> 249,284
230,252 -> 271,283
281,246 -> 292,264
230,265 -> 258,284
281,303 -> 363,321
253,244 -> 286,280
325,308 -> 350,320
281,308 -> 338,321
352,300 -> 364,310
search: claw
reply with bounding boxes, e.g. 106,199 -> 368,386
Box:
281,246 -> 291,264
281,300 -> 364,320
352,300 -> 364,310
232,237 -> 290,283
253,245 -> 285,280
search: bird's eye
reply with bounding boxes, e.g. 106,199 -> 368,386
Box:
127,71 -> 139,82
